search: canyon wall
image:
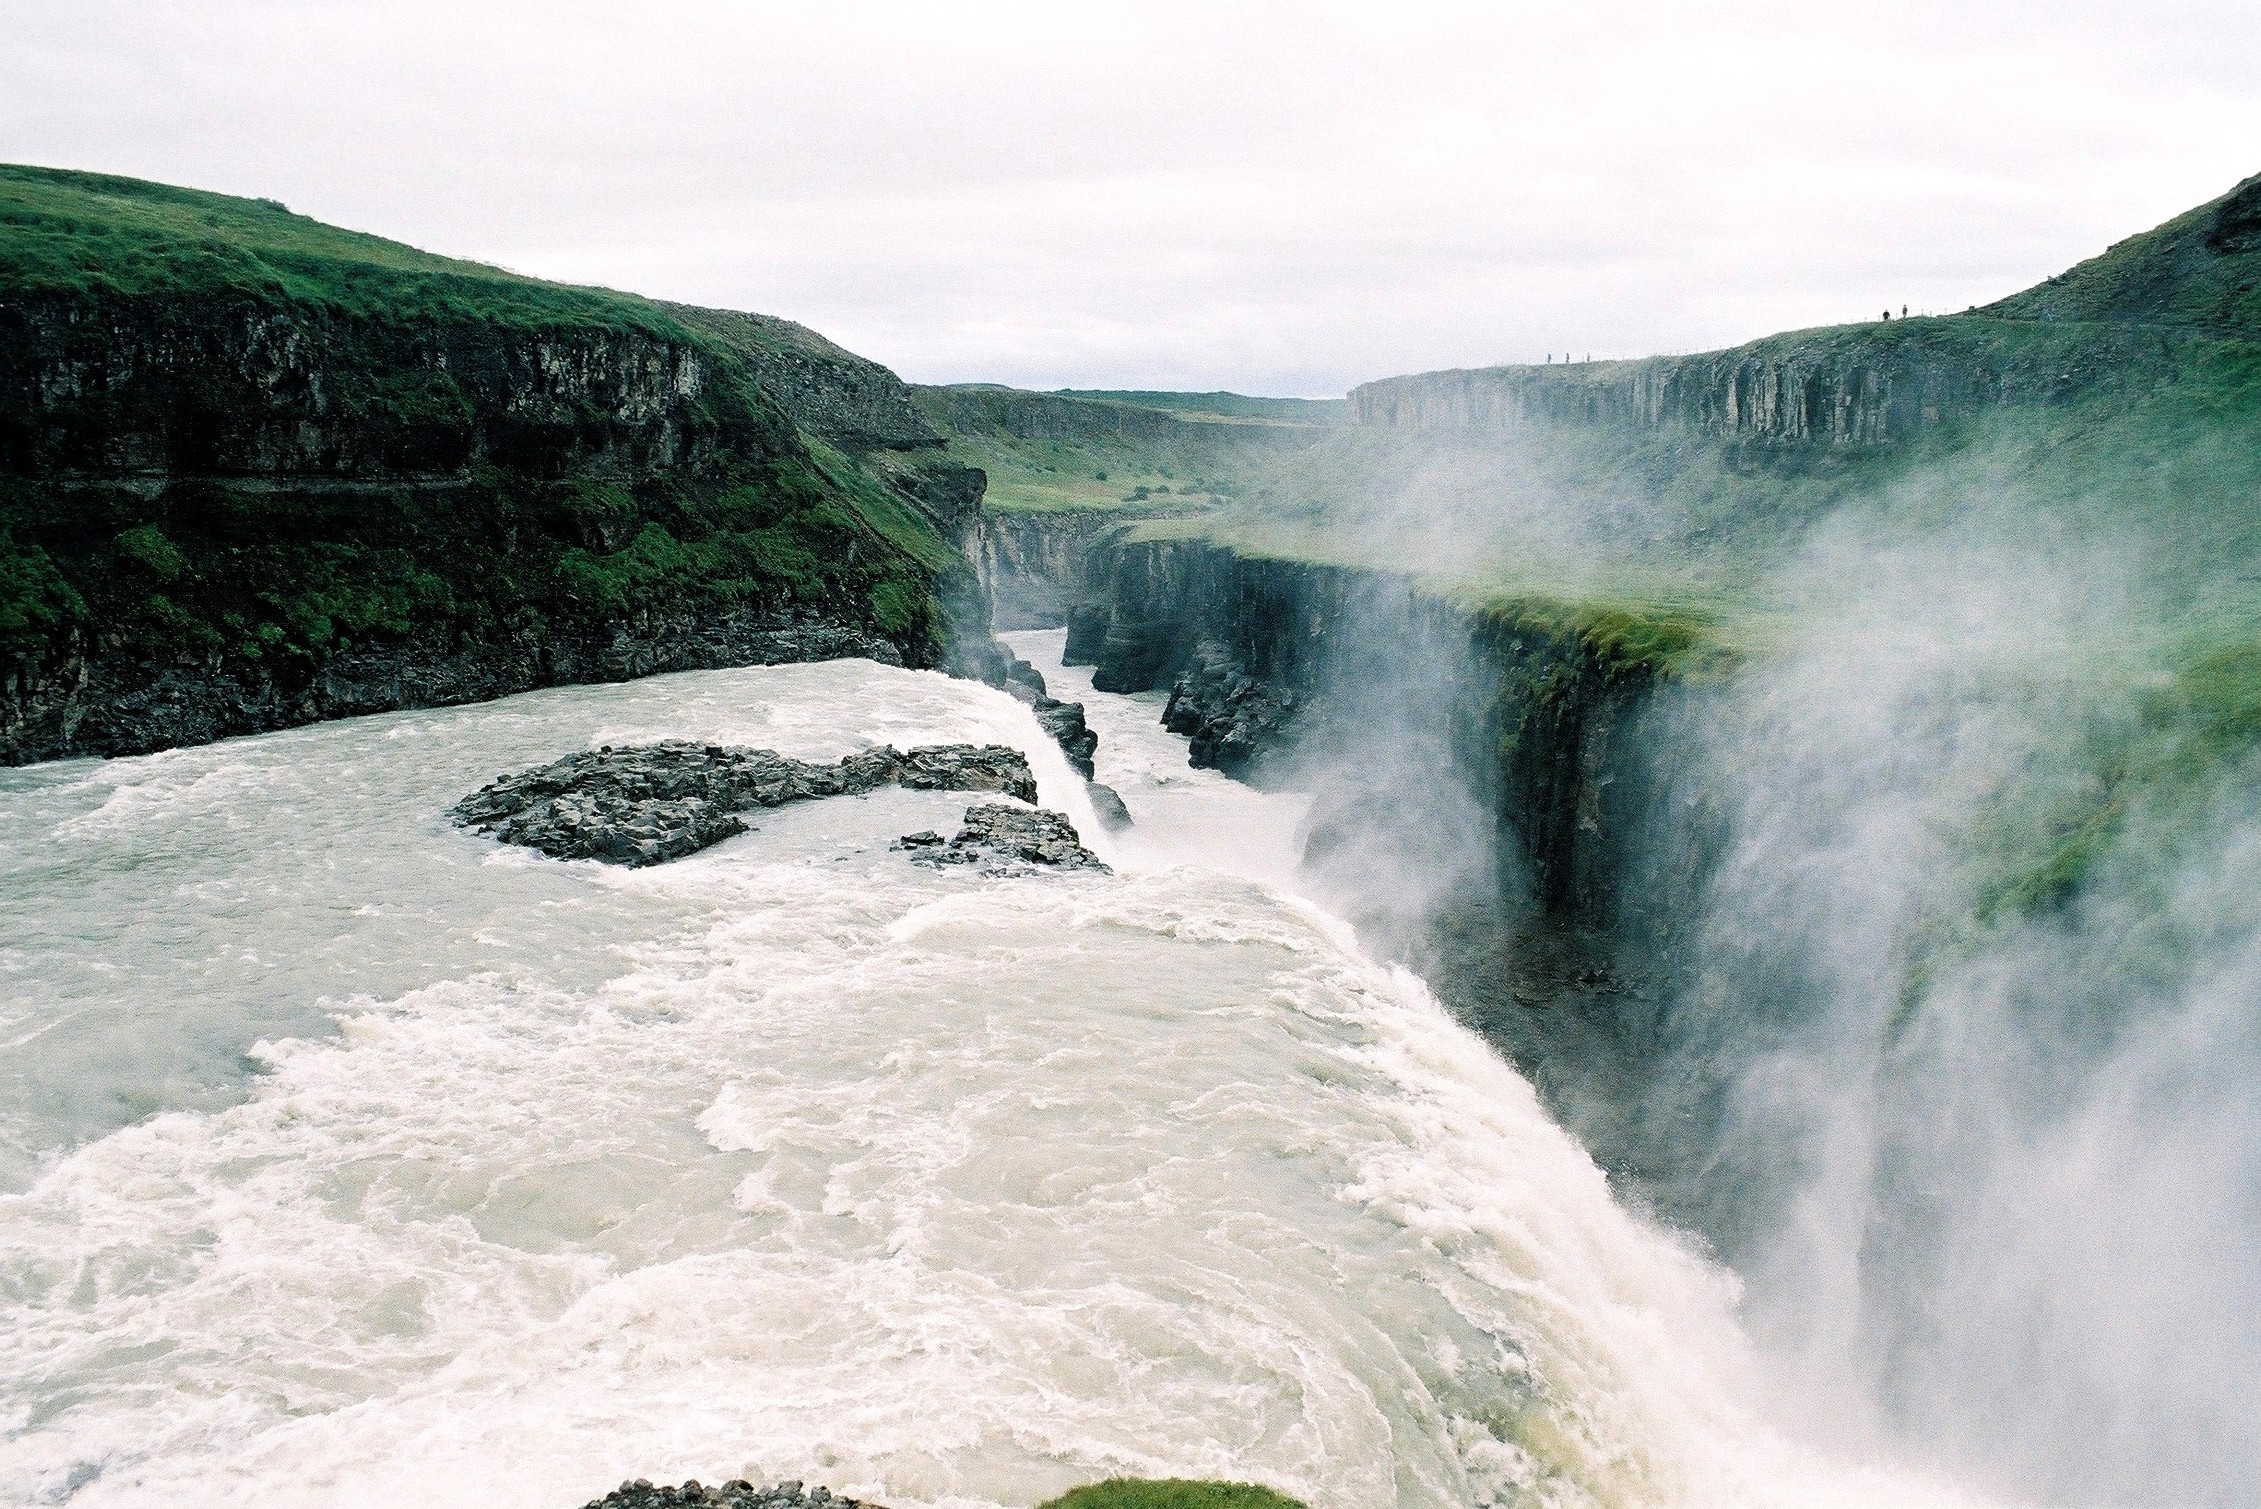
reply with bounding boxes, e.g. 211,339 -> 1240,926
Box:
1349,319 -> 2174,445
0,286 -> 989,764
1031,531 -> 1702,932
975,510 -> 1136,631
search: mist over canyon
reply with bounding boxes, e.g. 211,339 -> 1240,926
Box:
4,161 -> 2259,1509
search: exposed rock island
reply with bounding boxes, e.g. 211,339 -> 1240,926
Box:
452,740 -> 1038,865
587,1480 -> 875,1509
896,800 -> 1108,871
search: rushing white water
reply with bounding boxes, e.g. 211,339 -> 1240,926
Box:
0,638 -> 1979,1509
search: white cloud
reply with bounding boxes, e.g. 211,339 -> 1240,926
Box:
7,0 -> 2258,393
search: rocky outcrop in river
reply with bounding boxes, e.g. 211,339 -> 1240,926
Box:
453,740 -> 1036,865
897,801 -> 1106,871
587,1479 -> 877,1509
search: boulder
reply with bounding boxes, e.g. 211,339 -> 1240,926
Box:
1086,782 -> 1134,830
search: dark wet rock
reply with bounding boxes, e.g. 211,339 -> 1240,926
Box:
1061,601 -> 1113,666
5,613 -> 911,768
1163,638 -> 1299,778
1086,781 -> 1134,830
893,829 -> 945,848
1000,653 -> 1100,778
886,744 -> 1037,800
954,801 -> 1108,869
1031,696 -> 1100,778
583,1477 -> 883,1509
1003,654 -> 1049,697
1090,617 -> 1181,694
904,801 -> 1107,872
454,741 -> 1036,866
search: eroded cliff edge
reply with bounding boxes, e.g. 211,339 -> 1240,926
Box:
0,167 -> 999,764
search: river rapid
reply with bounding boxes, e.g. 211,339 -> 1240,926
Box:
0,633 -> 1979,1509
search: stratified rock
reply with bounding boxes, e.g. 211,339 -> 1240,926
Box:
583,1478 -> 882,1509
454,741 -> 1036,866
888,744 -> 1038,800
1090,618 -> 1180,693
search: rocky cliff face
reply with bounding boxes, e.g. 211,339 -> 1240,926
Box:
974,510 -> 1131,630
3,609 -> 903,765
1063,533 -> 1702,926
3,290 -> 737,482
992,517 -> 1722,1152
669,307 -> 939,455
0,283 -> 991,764
1349,320 -> 2172,446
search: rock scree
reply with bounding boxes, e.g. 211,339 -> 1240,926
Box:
585,1479 -> 877,1509
452,740 -> 1036,866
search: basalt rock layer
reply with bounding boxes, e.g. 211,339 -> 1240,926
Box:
976,509 -> 1132,630
0,166 -> 994,765
1065,535 -> 1700,924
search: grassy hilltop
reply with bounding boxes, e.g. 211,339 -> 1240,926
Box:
0,166 -> 978,759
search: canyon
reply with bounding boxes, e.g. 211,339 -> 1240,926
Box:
7,159 -> 2261,1507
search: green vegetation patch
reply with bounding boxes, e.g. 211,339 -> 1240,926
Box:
0,523 -> 83,648
914,384 -> 1324,516
1976,628 -> 2261,923
0,164 -> 682,335
1472,591 -> 1738,683
1051,390 -> 1348,427
1034,1480 -> 1307,1509
942,434 -> 1233,516
1982,169 -> 2261,334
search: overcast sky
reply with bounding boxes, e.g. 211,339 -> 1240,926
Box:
8,2 -> 2259,394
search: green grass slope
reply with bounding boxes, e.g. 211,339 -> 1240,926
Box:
0,164 -> 681,334
913,384 -> 1328,515
1983,170 -> 2261,334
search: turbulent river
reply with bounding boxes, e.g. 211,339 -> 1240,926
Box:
0,632 -> 1979,1509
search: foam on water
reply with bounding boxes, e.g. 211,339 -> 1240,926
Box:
0,645 -> 1981,1508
